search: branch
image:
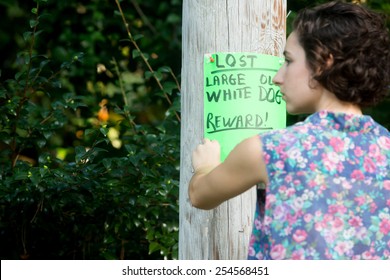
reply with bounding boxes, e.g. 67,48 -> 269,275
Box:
114,0 -> 181,122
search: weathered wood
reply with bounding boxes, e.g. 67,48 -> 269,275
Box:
179,0 -> 286,260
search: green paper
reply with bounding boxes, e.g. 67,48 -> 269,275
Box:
204,52 -> 286,161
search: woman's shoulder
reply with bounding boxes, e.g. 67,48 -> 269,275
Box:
258,111 -> 390,162
260,110 -> 390,144
259,117 -> 312,147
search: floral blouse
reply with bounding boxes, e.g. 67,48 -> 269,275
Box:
248,110 -> 390,259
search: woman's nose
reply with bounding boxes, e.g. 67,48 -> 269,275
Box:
272,69 -> 283,86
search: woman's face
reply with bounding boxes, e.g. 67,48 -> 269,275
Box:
273,32 -> 324,115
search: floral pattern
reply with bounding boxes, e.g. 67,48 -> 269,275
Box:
248,111 -> 390,259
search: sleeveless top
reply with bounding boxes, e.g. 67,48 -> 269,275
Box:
248,110 -> 390,259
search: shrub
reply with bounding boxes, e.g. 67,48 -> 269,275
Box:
0,0 -> 181,260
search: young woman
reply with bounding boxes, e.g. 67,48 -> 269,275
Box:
189,1 -> 390,259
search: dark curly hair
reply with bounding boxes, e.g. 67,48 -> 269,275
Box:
293,1 -> 390,107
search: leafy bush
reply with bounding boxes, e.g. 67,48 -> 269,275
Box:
1,0 -> 388,260
0,0 -> 181,259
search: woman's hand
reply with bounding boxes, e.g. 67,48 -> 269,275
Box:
189,135 -> 267,210
191,138 -> 221,175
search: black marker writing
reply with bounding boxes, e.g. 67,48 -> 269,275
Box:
205,73 -> 246,87
215,53 -> 258,68
259,74 -> 274,86
206,87 -> 252,102
206,112 -> 271,133
258,86 -> 283,104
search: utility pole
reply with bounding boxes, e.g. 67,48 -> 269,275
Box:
179,0 -> 286,260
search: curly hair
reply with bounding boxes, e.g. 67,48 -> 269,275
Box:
293,1 -> 390,107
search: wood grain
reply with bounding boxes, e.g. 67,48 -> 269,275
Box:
180,0 -> 286,260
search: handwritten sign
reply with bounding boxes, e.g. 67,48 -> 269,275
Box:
204,53 -> 286,161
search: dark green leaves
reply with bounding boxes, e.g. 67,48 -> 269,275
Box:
1,0 -> 181,261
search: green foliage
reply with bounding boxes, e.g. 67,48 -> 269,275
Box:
0,0 -> 181,259
0,0 -> 388,260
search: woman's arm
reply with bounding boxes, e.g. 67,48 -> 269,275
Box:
189,135 -> 268,210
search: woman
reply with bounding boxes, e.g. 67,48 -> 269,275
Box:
189,1 -> 390,259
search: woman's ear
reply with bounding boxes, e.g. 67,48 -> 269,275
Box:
325,53 -> 334,69
317,53 -> 334,75
309,52 -> 334,88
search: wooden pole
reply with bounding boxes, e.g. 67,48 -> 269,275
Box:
179,0 -> 286,260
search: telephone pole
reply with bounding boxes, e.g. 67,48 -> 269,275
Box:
179,0 -> 286,259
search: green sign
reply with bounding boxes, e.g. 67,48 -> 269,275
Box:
204,52 -> 286,161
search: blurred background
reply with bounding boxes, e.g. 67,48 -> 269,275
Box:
0,0 -> 388,260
